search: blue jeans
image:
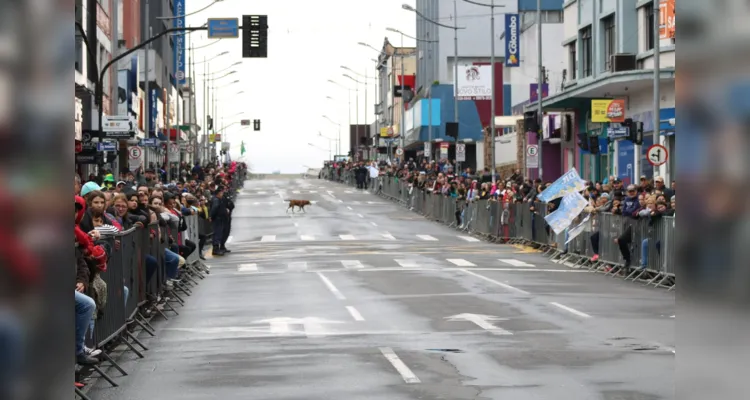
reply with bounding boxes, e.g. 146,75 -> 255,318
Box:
165,249 -> 180,279
640,238 -> 661,268
0,308 -> 23,395
75,291 -> 96,355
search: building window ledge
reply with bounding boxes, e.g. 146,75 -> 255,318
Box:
636,45 -> 676,61
563,79 -> 578,90
563,0 -> 577,8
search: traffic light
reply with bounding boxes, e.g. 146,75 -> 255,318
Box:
445,122 -> 458,141
207,116 -> 213,130
253,119 -> 261,131
621,118 -> 643,145
577,132 -> 590,151
523,110 -> 539,133
588,135 -> 600,154
243,15 -> 268,58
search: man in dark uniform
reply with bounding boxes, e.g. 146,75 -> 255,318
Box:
209,186 -> 229,256
221,188 -> 235,253
355,161 -> 367,189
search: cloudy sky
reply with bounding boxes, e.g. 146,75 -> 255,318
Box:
185,0 -> 416,173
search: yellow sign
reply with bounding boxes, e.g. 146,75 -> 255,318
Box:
591,99 -> 626,123
379,127 -> 389,137
209,134 -> 216,143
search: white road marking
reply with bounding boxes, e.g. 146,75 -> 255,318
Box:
460,269 -> 530,295
309,190 -> 318,193
445,313 -> 512,335
416,235 -> 438,241
382,233 -> 396,240
457,235 -> 480,242
327,191 -> 336,198
345,191 -> 353,194
447,259 -> 476,267
346,306 -> 365,321
499,259 -> 535,268
370,221 -> 378,226
338,199 -> 344,203
260,235 -> 276,242
549,302 -> 592,318
293,190 -> 301,194
340,235 -> 356,240
269,320 -> 291,335
238,263 -> 258,272
300,235 -> 315,241
379,347 -> 420,384
367,201 -> 383,204
357,213 -> 364,218
288,262 -> 308,271
352,201 -> 361,205
257,191 -> 267,194
294,223 -> 299,227
347,206 -> 353,210
340,260 -> 364,269
253,202 -> 260,205
395,259 -> 420,268
226,236 -> 233,244
316,272 -> 346,300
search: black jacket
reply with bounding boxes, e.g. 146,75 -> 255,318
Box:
210,196 -> 230,220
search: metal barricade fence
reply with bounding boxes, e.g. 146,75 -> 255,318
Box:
320,167 -> 674,287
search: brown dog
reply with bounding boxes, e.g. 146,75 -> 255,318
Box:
286,199 -> 311,213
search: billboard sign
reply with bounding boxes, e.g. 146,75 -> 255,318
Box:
173,0 -> 186,86
455,64 -> 492,100
504,14 -> 520,67
591,99 -> 626,123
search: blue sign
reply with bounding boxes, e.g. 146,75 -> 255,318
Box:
207,18 -> 240,38
607,125 -> 629,139
173,0 -> 186,86
141,138 -> 158,147
504,14 -> 520,67
97,142 -> 117,152
149,88 -> 158,135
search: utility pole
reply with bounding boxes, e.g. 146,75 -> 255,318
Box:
144,2 -> 151,169
453,0 -> 460,172
652,2 -> 660,179
203,57 -> 207,163
489,0 -> 496,183
536,0 -> 544,181
400,33 -> 406,160
364,68 -> 368,160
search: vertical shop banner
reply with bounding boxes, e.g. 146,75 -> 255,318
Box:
659,0 -> 675,40
149,88 -> 158,135
117,70 -> 128,115
173,0 -> 186,86
504,14 -> 520,67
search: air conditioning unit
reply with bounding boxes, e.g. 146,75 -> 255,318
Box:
610,53 -> 636,73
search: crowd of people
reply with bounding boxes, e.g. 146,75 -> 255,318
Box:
326,157 -> 676,273
73,160 -> 246,387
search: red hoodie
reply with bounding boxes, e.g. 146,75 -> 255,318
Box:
75,196 -> 108,272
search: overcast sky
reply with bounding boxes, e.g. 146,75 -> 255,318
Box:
185,0 -> 416,173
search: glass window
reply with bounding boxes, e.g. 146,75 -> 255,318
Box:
645,3 -> 655,51
569,41 -> 577,80
581,26 -> 592,77
603,16 -> 616,71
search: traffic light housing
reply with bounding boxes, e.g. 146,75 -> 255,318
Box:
523,110 -> 539,133
207,116 -> 213,130
253,119 -> 261,131
621,118 -> 643,145
588,136 -> 600,154
243,15 -> 268,58
577,132 -> 590,151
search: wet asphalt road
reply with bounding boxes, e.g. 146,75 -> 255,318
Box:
88,177 -> 674,400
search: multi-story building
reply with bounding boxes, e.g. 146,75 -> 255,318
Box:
530,0 -> 675,184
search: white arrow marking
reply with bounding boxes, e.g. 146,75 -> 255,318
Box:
310,190 -> 318,193
499,259 -> 535,267
445,313 -> 512,335
340,234 -> 356,240
252,317 -> 346,337
395,259 -> 419,268
458,235 -> 480,242
293,190 -> 301,194
257,191 -> 267,194
346,306 -> 365,321
261,235 -> 276,242
300,235 -> 315,241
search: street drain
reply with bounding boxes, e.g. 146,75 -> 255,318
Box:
426,348 -> 465,353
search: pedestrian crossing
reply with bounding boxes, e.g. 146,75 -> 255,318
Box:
232,258 -> 549,274
248,233 -> 486,243
241,190 -> 378,196
243,200 -> 385,206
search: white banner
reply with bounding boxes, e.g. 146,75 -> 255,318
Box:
455,64 -> 492,100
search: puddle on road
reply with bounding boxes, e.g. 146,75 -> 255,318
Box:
426,348 -> 465,353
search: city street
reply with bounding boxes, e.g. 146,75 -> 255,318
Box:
89,177 -> 675,400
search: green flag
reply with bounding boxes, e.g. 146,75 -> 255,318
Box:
240,141 -> 246,155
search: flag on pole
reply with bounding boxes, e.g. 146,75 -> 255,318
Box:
240,141 -> 246,155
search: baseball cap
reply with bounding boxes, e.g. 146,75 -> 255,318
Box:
81,181 -> 102,196
626,184 -> 637,191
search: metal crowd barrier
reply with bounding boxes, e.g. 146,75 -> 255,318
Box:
320,169 -> 675,290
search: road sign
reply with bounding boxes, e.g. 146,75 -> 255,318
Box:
141,138 -> 158,147
526,144 -> 539,168
423,142 -> 431,158
207,18 -> 239,38
456,143 -> 466,162
176,71 -> 185,81
187,144 -> 194,153
647,144 -> 668,166
97,142 -> 117,152
395,148 -> 404,156
128,146 -> 143,160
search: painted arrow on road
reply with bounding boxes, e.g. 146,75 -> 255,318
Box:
445,313 -> 513,335
252,317 -> 346,337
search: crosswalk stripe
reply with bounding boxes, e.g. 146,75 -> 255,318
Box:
309,190 -> 318,193
288,262 -> 307,271
395,259 -> 419,268
382,234 -> 396,240
238,263 -> 258,272
340,260 -> 364,269
260,235 -> 276,242
340,235 -> 356,240
499,259 -> 535,267
300,235 -> 315,241
447,259 -> 476,267
253,202 -> 260,205
458,236 -> 480,242
417,235 -> 438,241
257,191 -> 267,194
345,191 -> 353,194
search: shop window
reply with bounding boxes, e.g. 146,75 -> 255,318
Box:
644,3 -> 655,51
568,41 -> 577,80
602,15 -> 616,71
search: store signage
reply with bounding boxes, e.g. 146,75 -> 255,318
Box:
504,14 -> 520,67
174,0 -> 186,86
455,64 -> 492,100
591,99 -> 626,123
